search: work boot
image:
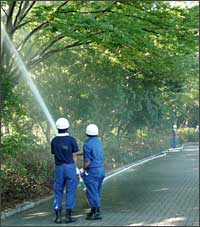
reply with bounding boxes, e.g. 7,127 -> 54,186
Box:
65,209 -> 76,223
96,208 -> 102,219
86,208 -> 102,220
86,208 -> 95,219
54,210 -> 62,224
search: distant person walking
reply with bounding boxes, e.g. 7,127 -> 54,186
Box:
172,124 -> 177,148
82,124 -> 105,220
195,125 -> 199,133
51,118 -> 80,224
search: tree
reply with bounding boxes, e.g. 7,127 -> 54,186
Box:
1,1 -> 198,139
1,1 -> 198,107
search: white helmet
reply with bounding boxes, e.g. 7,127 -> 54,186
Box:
86,124 -> 98,136
56,118 -> 70,129
173,124 -> 177,129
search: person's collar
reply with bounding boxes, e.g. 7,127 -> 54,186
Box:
57,133 -> 69,137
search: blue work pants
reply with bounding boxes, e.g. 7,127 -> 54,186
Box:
172,135 -> 177,148
53,163 -> 78,210
84,174 -> 104,208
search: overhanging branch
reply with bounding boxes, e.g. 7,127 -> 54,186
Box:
16,1 -> 36,27
6,1 -> 16,33
14,21 -> 31,31
1,7 -> 8,17
28,40 -> 93,67
16,21 -> 49,51
15,1 -> 70,51
58,8 -> 167,30
28,30 -> 104,67
13,1 -> 23,27
55,0 -> 69,12
37,34 -> 65,58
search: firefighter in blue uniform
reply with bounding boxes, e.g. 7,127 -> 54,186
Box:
51,117 -> 80,224
172,124 -> 177,149
82,124 -> 105,220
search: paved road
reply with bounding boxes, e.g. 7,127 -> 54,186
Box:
2,143 -> 199,226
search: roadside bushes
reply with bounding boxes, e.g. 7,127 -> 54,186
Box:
1,147 -> 54,210
103,128 -> 171,169
177,127 -> 199,144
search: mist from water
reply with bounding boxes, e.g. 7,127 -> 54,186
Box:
1,24 -> 57,133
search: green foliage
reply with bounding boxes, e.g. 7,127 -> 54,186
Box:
103,127 -> 171,171
1,86 -> 42,156
1,149 -> 54,209
177,128 -> 199,143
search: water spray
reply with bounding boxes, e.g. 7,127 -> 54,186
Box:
1,23 -> 57,134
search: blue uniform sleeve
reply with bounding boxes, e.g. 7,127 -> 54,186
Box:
71,138 -> 79,153
83,143 -> 92,162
